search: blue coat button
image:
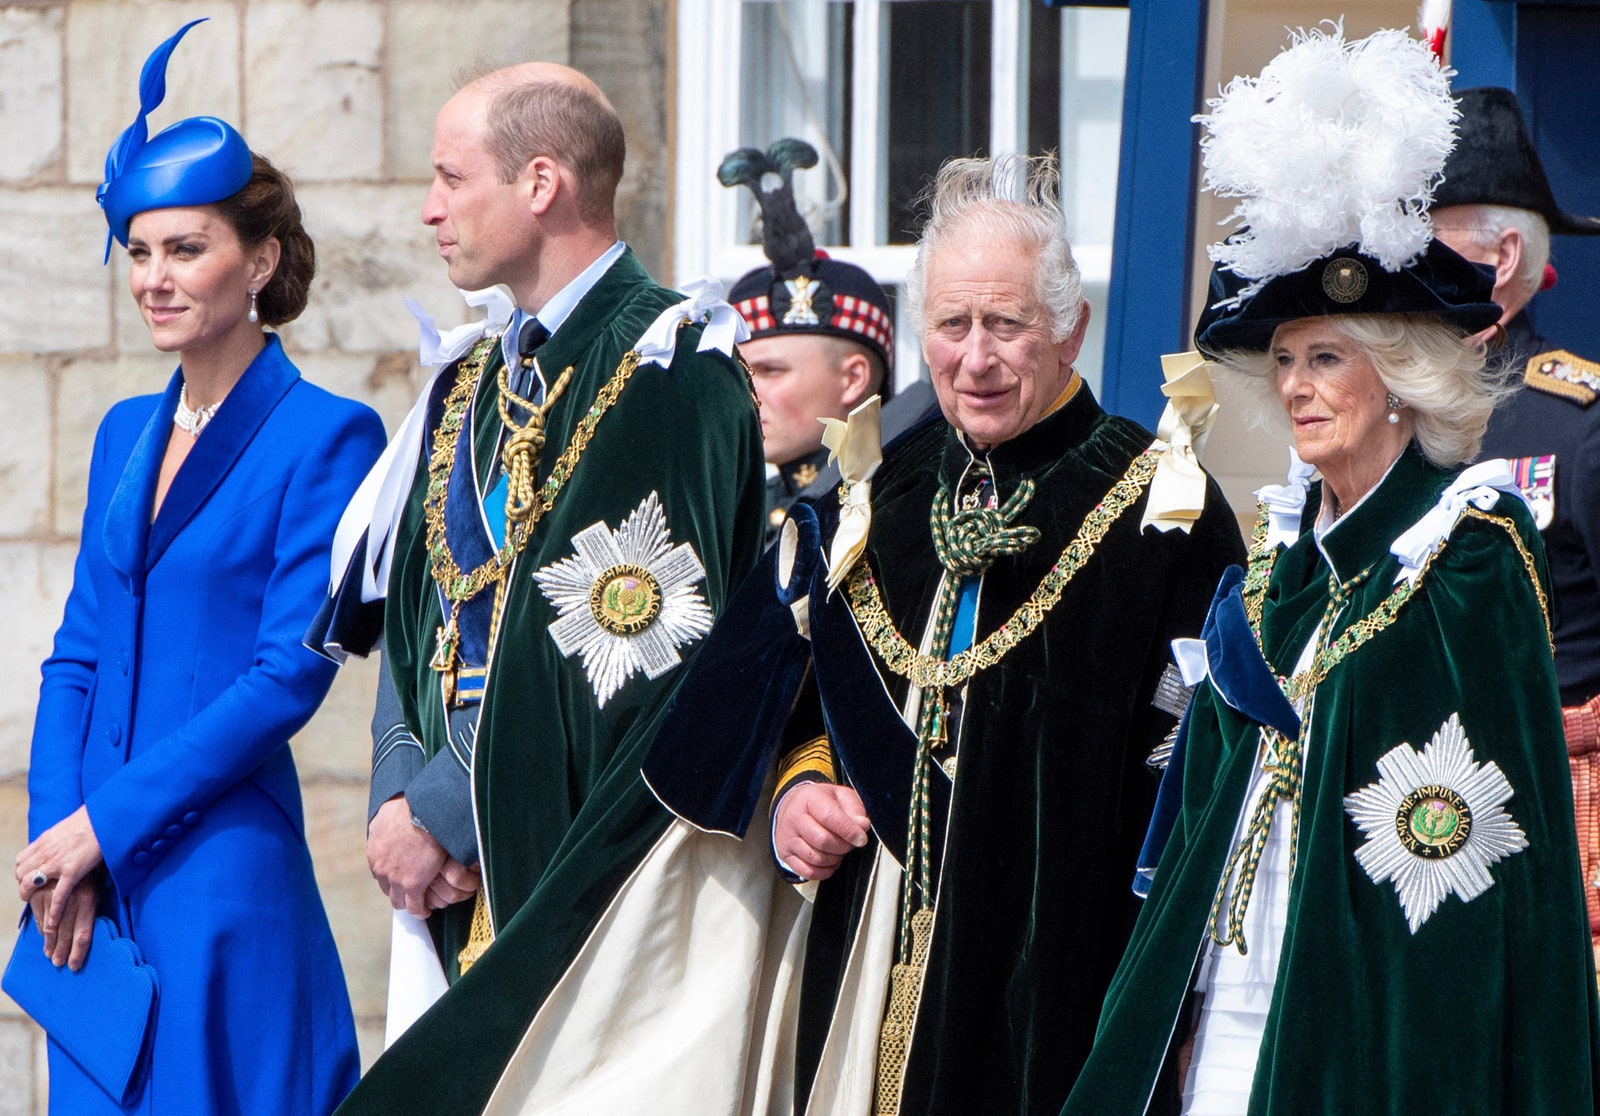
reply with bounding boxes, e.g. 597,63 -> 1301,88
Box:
132,851 -> 149,866
105,723 -> 122,747
150,838 -> 166,852
165,825 -> 183,838
182,811 -> 200,825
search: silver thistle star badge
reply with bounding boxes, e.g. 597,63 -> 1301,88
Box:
534,492 -> 714,707
1344,713 -> 1527,933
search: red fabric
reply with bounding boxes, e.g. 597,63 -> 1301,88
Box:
1565,694 -> 1600,938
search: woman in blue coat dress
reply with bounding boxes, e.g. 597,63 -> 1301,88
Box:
11,22 -> 384,1114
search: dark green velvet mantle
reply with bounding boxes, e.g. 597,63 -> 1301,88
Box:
798,388 -> 1245,1115
1063,446 -> 1600,1115
336,251 -> 765,1115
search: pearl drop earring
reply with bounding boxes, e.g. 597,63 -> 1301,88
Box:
1386,391 -> 1401,425
248,289 -> 259,324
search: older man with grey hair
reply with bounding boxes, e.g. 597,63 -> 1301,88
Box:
647,153 -> 1244,1116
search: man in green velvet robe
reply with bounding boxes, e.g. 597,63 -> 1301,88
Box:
333,63 -> 765,1115
646,153 -> 1244,1116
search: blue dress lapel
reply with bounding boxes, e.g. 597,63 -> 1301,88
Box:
145,334 -> 299,570
101,373 -> 183,586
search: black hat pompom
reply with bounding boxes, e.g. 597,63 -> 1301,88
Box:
721,138 -> 895,372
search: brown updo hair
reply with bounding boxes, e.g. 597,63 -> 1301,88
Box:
210,153 -> 315,327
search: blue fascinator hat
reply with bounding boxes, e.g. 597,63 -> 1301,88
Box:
96,19 -> 253,261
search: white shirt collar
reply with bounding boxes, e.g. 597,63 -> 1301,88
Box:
499,240 -> 626,369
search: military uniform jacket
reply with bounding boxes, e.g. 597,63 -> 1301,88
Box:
1480,313 -> 1600,706
337,251 -> 766,1116
1063,446 -> 1600,1116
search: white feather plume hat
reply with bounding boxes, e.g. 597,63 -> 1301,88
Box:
1191,23 -> 1502,356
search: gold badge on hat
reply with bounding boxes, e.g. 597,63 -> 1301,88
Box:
783,275 -> 822,325
1322,257 -> 1369,304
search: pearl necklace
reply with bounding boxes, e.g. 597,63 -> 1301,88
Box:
173,383 -> 221,436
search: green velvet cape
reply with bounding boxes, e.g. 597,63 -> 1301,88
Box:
1063,446 -> 1600,1115
336,251 -> 765,1115
797,388 -> 1246,1115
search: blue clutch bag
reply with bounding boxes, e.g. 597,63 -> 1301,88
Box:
2,907 -> 159,1104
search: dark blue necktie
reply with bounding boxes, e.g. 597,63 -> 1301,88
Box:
510,317 -> 549,399
517,316 -> 549,358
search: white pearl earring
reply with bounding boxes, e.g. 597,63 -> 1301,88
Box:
1386,391 -> 1401,425
248,289 -> 259,324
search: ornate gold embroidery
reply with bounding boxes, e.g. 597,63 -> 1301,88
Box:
1526,348 -> 1600,406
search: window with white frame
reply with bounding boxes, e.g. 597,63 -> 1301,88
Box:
675,0 -> 1130,393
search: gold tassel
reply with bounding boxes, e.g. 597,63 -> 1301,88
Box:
457,889 -> 495,974
873,907 -> 933,1116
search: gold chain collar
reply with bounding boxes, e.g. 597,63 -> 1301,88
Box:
1240,501 -> 1275,635
845,447 -> 1162,689
422,335 -> 646,698
1238,497 -> 1550,682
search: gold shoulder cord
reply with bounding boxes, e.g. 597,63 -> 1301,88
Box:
422,335 -> 655,975
1461,507 -> 1554,650
851,446 -> 1162,1115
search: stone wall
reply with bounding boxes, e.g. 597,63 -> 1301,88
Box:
0,0 -> 668,1108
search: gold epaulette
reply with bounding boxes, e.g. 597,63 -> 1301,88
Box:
777,735 -> 835,787
1526,349 -> 1600,407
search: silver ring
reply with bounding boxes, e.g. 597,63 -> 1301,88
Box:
29,871 -> 47,889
